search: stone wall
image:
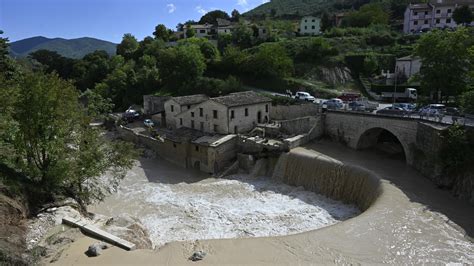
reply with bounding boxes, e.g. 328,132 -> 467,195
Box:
270,103 -> 319,121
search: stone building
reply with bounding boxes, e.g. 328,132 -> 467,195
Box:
166,91 -> 272,134
395,55 -> 422,79
403,0 -> 474,34
164,94 -> 209,129
299,16 -> 321,35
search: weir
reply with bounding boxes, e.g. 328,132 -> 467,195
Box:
268,148 -> 382,211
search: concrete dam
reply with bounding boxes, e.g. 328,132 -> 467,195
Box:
73,143 -> 473,265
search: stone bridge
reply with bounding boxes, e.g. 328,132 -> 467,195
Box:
323,111 -> 438,165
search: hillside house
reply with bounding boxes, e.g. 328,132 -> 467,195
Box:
166,91 -> 271,134
299,16 -> 321,35
164,94 -> 209,129
403,0 -> 474,33
395,55 -> 422,79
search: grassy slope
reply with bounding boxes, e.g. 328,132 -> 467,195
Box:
244,0 -> 339,17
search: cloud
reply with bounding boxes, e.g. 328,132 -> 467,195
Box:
261,0 -> 270,3
195,5 -> 207,15
167,3 -> 176,13
237,0 -> 248,7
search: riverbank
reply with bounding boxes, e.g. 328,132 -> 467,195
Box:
52,140 -> 474,265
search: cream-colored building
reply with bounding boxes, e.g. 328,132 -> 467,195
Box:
164,94 -> 209,129
299,16 -> 321,35
166,91 -> 271,134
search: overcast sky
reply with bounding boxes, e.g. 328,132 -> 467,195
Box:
0,0 -> 269,43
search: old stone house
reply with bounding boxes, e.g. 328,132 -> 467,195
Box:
166,91 -> 271,134
164,94 -> 209,129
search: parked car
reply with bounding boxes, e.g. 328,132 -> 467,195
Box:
419,104 -> 445,118
338,92 -> 361,103
376,106 -> 406,116
323,98 -> 344,110
123,109 -> 140,122
444,107 -> 463,117
348,101 -> 366,112
294,91 -> 316,102
394,103 -> 416,111
144,119 -> 154,128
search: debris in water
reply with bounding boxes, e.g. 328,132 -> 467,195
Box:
189,251 -> 207,261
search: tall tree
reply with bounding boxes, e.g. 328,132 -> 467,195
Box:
29,49 -> 76,79
185,24 -> 196,38
2,73 -> 135,209
231,9 -> 241,22
453,5 -> 473,26
415,28 -> 474,102
153,24 -> 170,41
0,30 -> 16,79
199,10 -> 230,24
116,33 -> 139,60
320,11 -> 333,32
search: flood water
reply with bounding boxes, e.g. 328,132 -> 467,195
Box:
90,156 -> 359,248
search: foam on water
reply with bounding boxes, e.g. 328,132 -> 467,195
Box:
91,158 -> 359,248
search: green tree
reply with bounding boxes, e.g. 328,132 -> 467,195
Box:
29,49 -> 76,79
153,24 -> 170,41
158,45 -> 206,94
232,24 -> 254,49
116,33 -> 139,60
72,50 -> 111,91
460,90 -> 474,114
2,73 -> 135,209
231,9 -> 241,22
0,30 -> 16,79
415,28 -> 474,101
199,10 -> 230,24
342,3 -> 389,27
453,5 -> 473,26
179,37 -> 220,61
245,43 -> 294,78
320,11 -> 333,32
185,24 -> 196,38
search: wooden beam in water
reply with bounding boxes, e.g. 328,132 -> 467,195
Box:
62,217 -> 136,251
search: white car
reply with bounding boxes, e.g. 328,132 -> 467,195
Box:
323,98 -> 344,110
419,104 -> 445,117
144,119 -> 154,128
294,92 -> 316,102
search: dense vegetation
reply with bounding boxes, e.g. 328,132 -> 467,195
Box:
9,36 -> 117,59
0,31 -> 136,212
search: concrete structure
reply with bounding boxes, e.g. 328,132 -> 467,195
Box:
164,94 -> 209,129
185,23 -> 215,39
323,111 -> 420,165
395,55 -> 422,79
168,91 -> 272,134
403,0 -> 474,33
299,16 -> 321,35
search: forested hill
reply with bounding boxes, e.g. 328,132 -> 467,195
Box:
9,36 -> 117,59
244,0 -> 405,18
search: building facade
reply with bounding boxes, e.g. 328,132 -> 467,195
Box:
403,0 -> 474,34
167,91 -> 271,135
299,16 -> 321,35
164,94 -> 209,129
395,55 -> 422,79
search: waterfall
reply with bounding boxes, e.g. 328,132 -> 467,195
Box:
271,148 -> 382,211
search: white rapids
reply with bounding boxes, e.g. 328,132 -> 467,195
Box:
91,157 -> 359,248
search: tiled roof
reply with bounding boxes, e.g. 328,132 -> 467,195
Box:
211,91 -> 271,107
171,94 -> 209,106
409,3 -> 432,9
216,18 -> 232,27
430,0 -> 474,6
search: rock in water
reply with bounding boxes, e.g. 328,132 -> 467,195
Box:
86,242 -> 108,257
189,251 -> 206,261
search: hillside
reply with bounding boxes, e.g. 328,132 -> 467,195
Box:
244,0 -> 372,18
9,36 -> 117,59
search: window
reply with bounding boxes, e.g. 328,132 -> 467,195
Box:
436,18 -> 440,24
305,20 -> 307,23
171,105 -> 174,112
312,25 -> 315,29
447,9 -> 452,13
200,29 -> 206,33
180,118 -> 183,125
424,20 -> 428,24
191,112 -> 194,118
414,21 -> 418,25
187,105 -> 191,109
213,124 -> 218,132
213,110 -> 218,119
424,11 -> 428,15
265,104 -> 269,113
312,19 -> 315,22
414,11 -> 418,16
230,110 -> 235,119
305,26 -> 307,30
195,145 -> 199,152
191,120 -> 195,129
234,126 -> 238,134
199,108 -> 203,117
447,18 -> 451,23
436,9 -> 440,14
200,122 -> 204,131
245,108 -> 248,117
173,143 -> 177,148
262,29 -> 266,33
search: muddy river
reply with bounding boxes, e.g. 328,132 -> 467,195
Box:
90,156 -> 359,248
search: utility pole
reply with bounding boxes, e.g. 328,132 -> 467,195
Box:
393,66 -> 398,105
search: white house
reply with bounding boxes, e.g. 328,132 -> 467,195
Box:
164,94 -> 209,129
299,16 -> 321,35
167,91 -> 271,135
403,0 -> 474,34
395,55 -> 422,79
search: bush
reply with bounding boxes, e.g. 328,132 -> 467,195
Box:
460,90 -> 474,114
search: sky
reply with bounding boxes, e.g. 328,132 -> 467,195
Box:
0,0 -> 269,43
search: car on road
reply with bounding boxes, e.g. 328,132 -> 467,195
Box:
294,91 -> 316,102
444,107 -> 462,117
323,98 -> 344,110
419,104 -> 445,118
144,119 -> 154,128
376,106 -> 406,116
394,103 -> 416,111
338,92 -> 360,103
348,101 -> 366,112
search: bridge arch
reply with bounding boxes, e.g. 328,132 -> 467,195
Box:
356,127 -> 409,162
